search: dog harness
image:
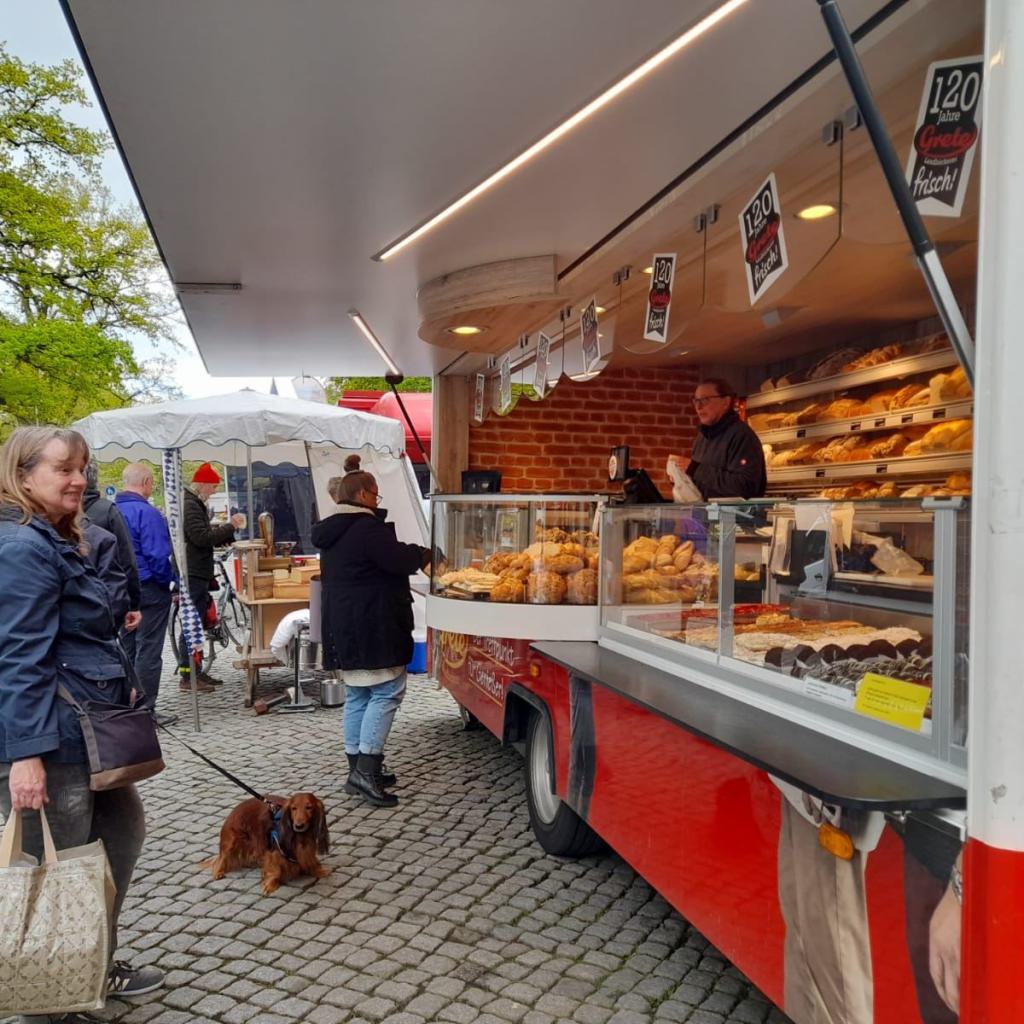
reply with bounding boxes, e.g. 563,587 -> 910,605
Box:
267,805 -> 297,862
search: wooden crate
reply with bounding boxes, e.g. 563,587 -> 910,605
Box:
258,556 -> 293,572
273,581 -> 310,600
253,572 -> 275,599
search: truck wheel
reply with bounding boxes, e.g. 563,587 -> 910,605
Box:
524,712 -> 604,858
458,702 -> 482,731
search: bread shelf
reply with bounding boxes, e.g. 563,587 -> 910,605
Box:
766,452 -> 972,484
758,398 -> 974,445
746,350 -> 960,410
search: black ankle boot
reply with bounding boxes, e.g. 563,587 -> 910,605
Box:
346,753 -> 396,788
345,754 -> 398,807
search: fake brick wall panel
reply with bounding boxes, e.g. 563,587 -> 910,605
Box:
468,366 -> 701,494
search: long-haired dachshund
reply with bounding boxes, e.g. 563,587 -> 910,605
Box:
201,793 -> 330,895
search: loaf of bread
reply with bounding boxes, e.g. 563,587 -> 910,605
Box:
868,433 -> 910,459
945,472 -> 971,495
483,552 -> 517,574
624,587 -> 680,605
890,384 -> 923,409
919,418 -> 972,452
819,398 -> 869,421
843,344 -> 903,372
542,554 -> 585,575
865,388 -> 899,413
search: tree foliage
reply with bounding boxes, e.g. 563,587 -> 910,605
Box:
0,44 -> 181,435
325,375 -> 432,404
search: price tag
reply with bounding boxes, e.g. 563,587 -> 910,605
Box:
473,373 -> 486,423
855,673 -> 931,731
643,253 -> 676,343
739,172 -> 789,305
498,354 -> 512,413
906,56 -> 983,217
534,332 -> 550,398
581,299 -> 600,373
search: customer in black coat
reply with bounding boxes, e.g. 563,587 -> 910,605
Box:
312,454 -> 428,808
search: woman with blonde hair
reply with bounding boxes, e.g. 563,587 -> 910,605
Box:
0,426 -> 164,1024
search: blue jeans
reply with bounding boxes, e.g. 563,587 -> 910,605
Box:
343,673 -> 407,756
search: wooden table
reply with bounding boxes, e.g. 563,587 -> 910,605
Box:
235,593 -> 309,706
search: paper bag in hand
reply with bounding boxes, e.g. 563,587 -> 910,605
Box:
666,456 -> 702,503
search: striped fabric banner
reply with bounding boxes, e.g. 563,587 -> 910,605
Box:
162,449 -> 204,655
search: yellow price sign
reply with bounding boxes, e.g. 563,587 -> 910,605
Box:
855,672 -> 931,732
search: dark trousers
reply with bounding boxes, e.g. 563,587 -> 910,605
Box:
122,579 -> 172,703
177,577 -> 211,670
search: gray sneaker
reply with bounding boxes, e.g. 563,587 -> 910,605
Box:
106,961 -> 165,998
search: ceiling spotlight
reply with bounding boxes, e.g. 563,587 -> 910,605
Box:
795,203 -> 838,221
347,309 -> 402,377
372,0 -> 752,261
448,325 -> 485,336
643,266 -> 653,275
595,306 -> 606,315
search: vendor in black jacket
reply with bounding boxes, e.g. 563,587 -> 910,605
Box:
675,378 -> 767,500
312,455 -> 428,809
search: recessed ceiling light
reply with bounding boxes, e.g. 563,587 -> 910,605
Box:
448,325 -> 485,336
795,203 -> 838,221
643,266 -> 653,275
372,0 -> 752,261
595,306 -> 606,315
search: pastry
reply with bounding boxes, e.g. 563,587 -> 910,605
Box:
542,554 -> 585,575
673,541 -> 695,572
900,484 -> 933,498
439,569 -> 500,592
498,565 -> 530,582
624,587 -> 679,605
527,571 -> 567,605
945,472 -> 971,495
622,553 -> 652,574
865,388 -> 899,413
567,568 -> 598,605
624,570 -> 669,590
524,541 -> 563,560
560,542 -> 586,560
586,552 -> 600,571
654,534 -> 680,568
483,553 -> 516,574
539,527 -> 570,544
490,577 -> 526,603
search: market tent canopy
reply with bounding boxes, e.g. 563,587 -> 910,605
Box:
369,392 -> 432,463
73,390 -> 405,463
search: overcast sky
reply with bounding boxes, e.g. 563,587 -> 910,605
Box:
4,1 -> 298,400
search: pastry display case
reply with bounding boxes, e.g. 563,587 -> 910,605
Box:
427,494 -> 604,641
599,498 -> 969,775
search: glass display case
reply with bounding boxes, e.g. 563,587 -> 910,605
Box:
599,499 -> 969,774
427,494 -> 604,641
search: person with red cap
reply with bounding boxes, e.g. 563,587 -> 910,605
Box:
179,463 -> 244,689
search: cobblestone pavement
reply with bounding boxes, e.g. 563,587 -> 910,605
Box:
4,641 -> 791,1024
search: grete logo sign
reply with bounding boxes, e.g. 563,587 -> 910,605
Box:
739,172 -> 788,305
905,55 -> 983,217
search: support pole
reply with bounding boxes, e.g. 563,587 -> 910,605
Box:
816,0 -> 976,385
386,379 -> 439,492
246,446 -> 255,541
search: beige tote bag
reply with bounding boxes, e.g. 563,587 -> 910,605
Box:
0,808 -> 116,1016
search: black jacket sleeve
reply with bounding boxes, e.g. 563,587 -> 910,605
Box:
106,504 -> 141,611
689,427 -> 767,500
184,492 -> 236,549
366,521 -> 427,578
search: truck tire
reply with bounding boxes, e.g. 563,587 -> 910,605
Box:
524,712 -> 604,858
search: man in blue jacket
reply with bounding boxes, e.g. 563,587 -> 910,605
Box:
116,463 -> 178,727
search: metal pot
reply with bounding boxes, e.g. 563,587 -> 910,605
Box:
320,676 -> 346,707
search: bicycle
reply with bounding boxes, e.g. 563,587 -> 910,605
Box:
168,550 -> 250,671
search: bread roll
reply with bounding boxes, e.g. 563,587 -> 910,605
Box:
483,553 -> 516,574
624,587 -> 679,605
490,578 -> 526,603
524,541 -> 562,560
527,571 -> 567,605
567,568 -> 598,605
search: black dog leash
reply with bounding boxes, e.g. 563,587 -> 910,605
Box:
157,723 -> 267,803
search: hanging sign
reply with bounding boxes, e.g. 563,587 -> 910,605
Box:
739,172 -> 789,305
473,373 -> 486,423
643,253 -> 677,343
905,56 -> 983,218
534,332 -> 551,398
498,353 -> 512,413
580,299 -> 600,373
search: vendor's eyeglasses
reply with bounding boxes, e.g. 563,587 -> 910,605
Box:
364,488 -> 381,504
693,394 -> 726,407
